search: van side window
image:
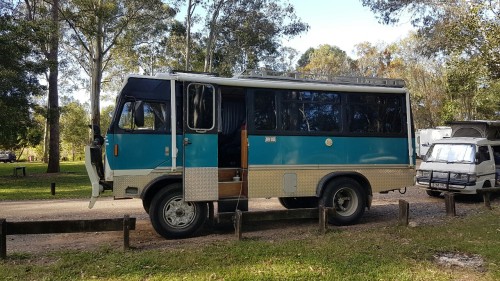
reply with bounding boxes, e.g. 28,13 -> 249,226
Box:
477,146 -> 490,164
492,146 -> 500,165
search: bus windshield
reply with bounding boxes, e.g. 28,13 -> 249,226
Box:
426,143 -> 475,163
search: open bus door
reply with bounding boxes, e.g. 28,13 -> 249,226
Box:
183,82 -> 219,201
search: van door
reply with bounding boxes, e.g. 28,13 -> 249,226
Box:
183,83 -> 219,201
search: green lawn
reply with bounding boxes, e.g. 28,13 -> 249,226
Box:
1,208 -> 499,280
1,162 -> 499,280
0,161 -> 94,200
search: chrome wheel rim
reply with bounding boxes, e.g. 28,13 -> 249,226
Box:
162,195 -> 196,229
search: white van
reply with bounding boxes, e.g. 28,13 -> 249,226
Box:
417,137 -> 500,196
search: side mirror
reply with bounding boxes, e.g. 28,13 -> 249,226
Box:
134,101 -> 144,127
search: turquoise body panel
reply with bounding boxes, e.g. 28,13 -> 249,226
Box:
248,135 -> 410,165
106,134 -> 184,170
183,133 -> 218,168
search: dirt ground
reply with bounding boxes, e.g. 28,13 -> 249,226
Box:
1,186 -> 497,255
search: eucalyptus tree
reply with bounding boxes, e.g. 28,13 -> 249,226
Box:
205,0 -> 308,75
60,0 -> 175,130
361,0 -> 500,121
297,44 -> 355,77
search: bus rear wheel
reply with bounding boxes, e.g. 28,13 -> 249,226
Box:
320,177 -> 366,226
278,197 -> 319,209
150,183 -> 207,239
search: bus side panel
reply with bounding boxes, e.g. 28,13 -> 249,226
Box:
247,135 -> 414,198
247,136 -> 410,165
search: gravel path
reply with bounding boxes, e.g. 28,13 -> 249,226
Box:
1,186 -> 496,254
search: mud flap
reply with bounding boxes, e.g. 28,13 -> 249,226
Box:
85,146 -> 103,209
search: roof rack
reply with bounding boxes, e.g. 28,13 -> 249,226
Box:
236,69 -> 406,88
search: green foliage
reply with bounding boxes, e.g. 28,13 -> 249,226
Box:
60,101 -> 89,161
0,14 -> 47,150
1,208 -> 499,280
298,44 -> 355,76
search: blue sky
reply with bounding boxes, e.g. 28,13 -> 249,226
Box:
284,0 -> 414,56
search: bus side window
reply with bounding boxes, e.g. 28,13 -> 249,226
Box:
118,101 -> 169,132
477,146 -> 491,164
253,90 -> 277,130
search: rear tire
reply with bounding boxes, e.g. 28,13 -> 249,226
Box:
320,177 -> 366,226
150,183 -> 207,239
278,197 -> 319,209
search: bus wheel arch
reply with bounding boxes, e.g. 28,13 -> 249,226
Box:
149,182 -> 208,239
316,173 -> 371,225
141,176 -> 182,214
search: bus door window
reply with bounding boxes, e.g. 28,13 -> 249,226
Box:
187,83 -> 215,131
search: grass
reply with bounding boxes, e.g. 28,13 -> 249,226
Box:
0,161 -> 95,200
1,162 -> 499,280
1,208 -> 499,280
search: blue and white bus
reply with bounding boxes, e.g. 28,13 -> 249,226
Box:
85,70 -> 416,239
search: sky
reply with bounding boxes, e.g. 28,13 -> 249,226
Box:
283,0 -> 415,57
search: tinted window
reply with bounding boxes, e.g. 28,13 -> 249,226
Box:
348,94 -> 403,133
281,91 -> 341,132
187,83 -> 215,130
254,90 -> 277,130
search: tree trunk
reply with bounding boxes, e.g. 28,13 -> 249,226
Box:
204,0 -> 225,73
90,2 -> 104,131
47,0 -> 60,173
185,0 -> 194,71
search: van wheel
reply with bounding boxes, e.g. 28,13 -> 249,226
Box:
150,183 -> 207,239
320,178 -> 366,225
278,197 -> 319,209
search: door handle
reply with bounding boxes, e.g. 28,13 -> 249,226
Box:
184,137 -> 192,146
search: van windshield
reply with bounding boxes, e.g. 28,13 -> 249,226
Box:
426,143 -> 475,163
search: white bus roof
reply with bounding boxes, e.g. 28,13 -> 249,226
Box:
432,137 -> 500,146
123,71 -> 408,94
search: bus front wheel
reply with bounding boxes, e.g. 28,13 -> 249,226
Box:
150,183 -> 207,239
320,177 -> 366,225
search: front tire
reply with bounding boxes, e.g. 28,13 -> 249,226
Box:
150,183 -> 207,239
320,177 -> 366,226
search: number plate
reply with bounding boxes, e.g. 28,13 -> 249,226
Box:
432,183 -> 447,188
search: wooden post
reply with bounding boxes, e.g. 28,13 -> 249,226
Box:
50,183 -> 56,196
444,193 -> 456,217
483,192 -> 492,210
123,215 -> 130,250
1,219 -> 6,259
319,205 -> 327,233
235,210 -> 242,241
398,200 -> 409,226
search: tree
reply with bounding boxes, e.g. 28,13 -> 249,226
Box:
196,0 -> 308,75
298,44 -> 355,77
362,0 -> 500,122
60,100 -> 89,161
60,0 -> 174,131
0,13 -> 46,150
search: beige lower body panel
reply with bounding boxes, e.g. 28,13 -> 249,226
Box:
247,165 -> 415,198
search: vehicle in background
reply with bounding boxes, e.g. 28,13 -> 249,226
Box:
416,126 -> 451,158
0,151 -> 16,163
417,121 -> 500,196
85,70 -> 416,239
